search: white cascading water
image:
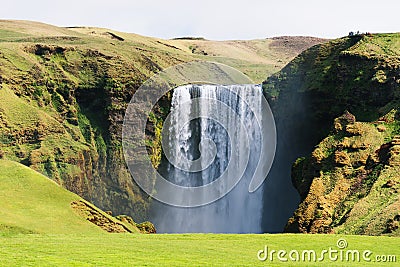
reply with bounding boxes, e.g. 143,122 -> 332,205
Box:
153,84 -> 265,233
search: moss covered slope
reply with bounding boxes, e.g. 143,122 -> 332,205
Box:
263,33 -> 400,235
286,112 -> 400,236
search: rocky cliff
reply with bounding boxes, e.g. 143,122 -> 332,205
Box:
263,33 -> 400,235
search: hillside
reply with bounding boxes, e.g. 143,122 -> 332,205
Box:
262,33 -> 400,235
67,26 -> 326,82
0,159 -> 149,234
0,20 -> 325,223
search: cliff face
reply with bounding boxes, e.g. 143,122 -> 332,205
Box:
286,111 -> 400,235
0,20 -> 323,222
263,33 -> 400,235
0,42 -> 175,221
0,23 -> 195,222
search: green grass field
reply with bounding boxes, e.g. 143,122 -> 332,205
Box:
0,233 -> 399,266
0,159 -> 398,266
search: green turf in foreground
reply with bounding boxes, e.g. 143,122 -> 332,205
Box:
0,234 -> 398,266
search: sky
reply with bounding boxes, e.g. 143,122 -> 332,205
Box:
1,0 -> 399,40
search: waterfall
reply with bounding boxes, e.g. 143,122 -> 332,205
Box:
152,84 -> 266,233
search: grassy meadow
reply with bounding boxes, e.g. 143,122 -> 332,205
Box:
0,233 -> 399,266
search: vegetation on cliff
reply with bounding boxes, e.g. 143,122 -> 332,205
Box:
286,111 -> 400,235
263,33 -> 400,235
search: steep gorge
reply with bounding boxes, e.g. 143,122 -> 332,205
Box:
0,20 -> 323,224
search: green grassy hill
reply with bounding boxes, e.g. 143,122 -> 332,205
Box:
0,159 -> 144,235
66,26 -> 326,82
0,20 -> 326,82
0,20 -> 325,223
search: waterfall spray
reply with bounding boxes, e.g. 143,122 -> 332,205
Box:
153,84 -> 268,233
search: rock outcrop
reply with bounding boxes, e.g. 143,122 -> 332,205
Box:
286,112 -> 400,235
